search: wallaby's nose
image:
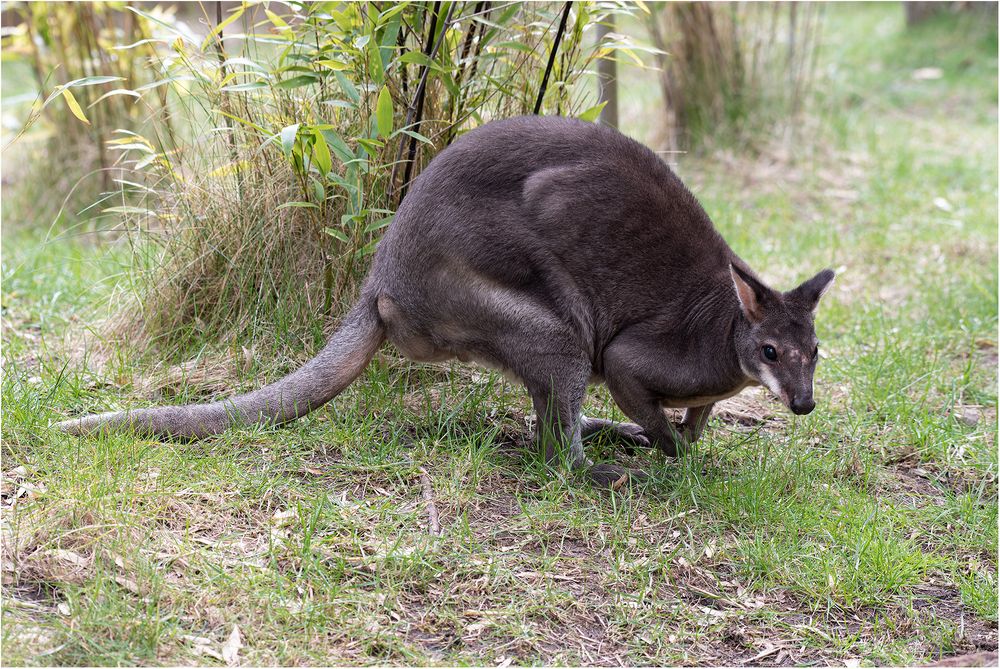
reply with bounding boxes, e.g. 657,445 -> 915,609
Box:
791,396 -> 815,415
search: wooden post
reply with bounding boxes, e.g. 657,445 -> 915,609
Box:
904,2 -> 946,26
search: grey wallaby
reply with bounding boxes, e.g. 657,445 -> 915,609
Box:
57,116 -> 834,485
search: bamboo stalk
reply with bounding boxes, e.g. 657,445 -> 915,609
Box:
533,2 -> 572,115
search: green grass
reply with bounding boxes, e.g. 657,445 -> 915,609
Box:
2,3 -> 997,666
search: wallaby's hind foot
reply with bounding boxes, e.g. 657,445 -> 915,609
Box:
587,463 -> 648,488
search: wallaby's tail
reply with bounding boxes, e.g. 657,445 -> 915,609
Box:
55,297 -> 385,439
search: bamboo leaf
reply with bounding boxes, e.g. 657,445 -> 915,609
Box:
364,214 -> 395,234
312,129 -> 332,175
377,2 -> 409,24
222,56 -> 266,71
201,4 -> 245,51
61,89 -> 89,125
276,74 -> 319,89
368,38 -> 385,86
355,239 -> 379,258
391,128 -> 432,144
319,129 -> 354,163
265,8 -> 290,31
376,86 -> 393,138
280,124 -> 300,157
222,81 -> 268,92
577,101 -> 608,123
317,59 -> 351,71
324,227 -> 350,243
398,51 -> 443,70
64,75 -> 125,87
334,72 -> 360,103
127,6 -> 197,44
277,201 -> 320,210
88,89 -> 141,107
107,142 -> 155,153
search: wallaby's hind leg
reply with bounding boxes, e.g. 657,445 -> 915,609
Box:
508,346 -> 646,487
525,373 -> 647,487
522,359 -> 591,470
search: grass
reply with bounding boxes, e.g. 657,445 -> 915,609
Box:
2,3 -> 997,666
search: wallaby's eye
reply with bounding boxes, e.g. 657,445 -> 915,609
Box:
762,345 -> 778,361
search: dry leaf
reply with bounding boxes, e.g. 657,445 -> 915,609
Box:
912,67 -> 943,80
181,634 -> 224,662
742,643 -> 780,664
114,575 -> 142,595
610,473 -> 629,491
270,509 -> 297,526
933,196 -> 953,212
222,625 -> 242,666
45,549 -> 89,568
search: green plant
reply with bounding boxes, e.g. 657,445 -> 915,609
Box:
0,1 -> 168,228
90,1 -> 649,371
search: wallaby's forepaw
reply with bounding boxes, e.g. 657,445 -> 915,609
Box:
653,436 -> 679,458
582,418 -> 652,455
607,422 -> 651,455
587,463 -> 648,489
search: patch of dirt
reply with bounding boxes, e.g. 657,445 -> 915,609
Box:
886,456 -> 999,504
713,388 -> 785,431
974,339 -> 998,372
910,584 -> 999,654
886,462 -> 949,506
929,650 -> 999,666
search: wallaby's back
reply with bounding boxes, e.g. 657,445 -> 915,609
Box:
371,116 -> 737,358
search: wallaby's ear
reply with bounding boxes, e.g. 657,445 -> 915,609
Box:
790,269 -> 835,313
730,264 -> 771,324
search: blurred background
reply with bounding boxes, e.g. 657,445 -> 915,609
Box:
1,0 -> 997,379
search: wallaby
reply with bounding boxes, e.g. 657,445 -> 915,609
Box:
57,116 -> 834,486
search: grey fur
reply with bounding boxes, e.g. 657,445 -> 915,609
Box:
56,116 -> 834,485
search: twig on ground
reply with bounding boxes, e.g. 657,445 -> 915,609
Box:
417,465 -> 441,536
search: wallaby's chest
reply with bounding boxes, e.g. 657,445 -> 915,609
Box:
658,379 -> 759,409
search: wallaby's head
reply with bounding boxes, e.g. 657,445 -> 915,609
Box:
730,264 -> 835,415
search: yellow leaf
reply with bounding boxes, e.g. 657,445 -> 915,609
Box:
201,4 -> 245,51
265,8 -> 289,30
61,88 -> 90,125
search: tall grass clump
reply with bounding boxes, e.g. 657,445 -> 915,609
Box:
646,2 -> 824,151
80,1 -> 650,377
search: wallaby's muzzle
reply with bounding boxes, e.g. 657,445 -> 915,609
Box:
790,395 -> 816,415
